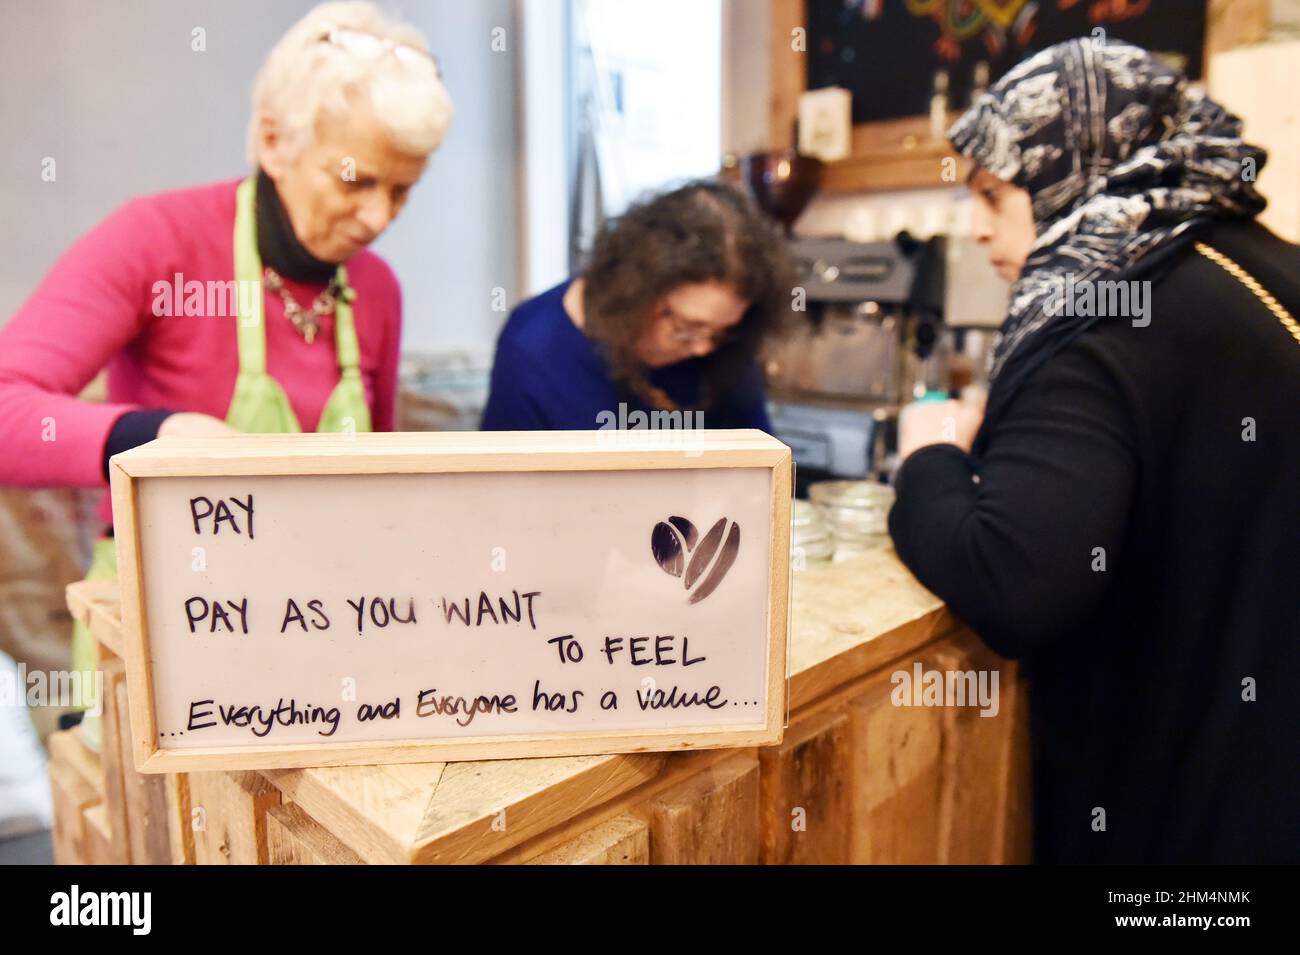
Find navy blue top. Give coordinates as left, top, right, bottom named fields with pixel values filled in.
left=480, top=279, right=773, bottom=432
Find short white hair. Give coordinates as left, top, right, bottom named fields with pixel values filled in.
left=247, top=1, right=454, bottom=164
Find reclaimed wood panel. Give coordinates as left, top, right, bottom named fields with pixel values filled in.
left=114, top=678, right=173, bottom=864
left=62, top=548, right=1030, bottom=867
left=759, top=710, right=851, bottom=863
left=188, top=770, right=281, bottom=865
left=647, top=753, right=761, bottom=864
left=65, top=576, right=125, bottom=659
left=164, top=772, right=196, bottom=865
left=488, top=750, right=733, bottom=864
left=266, top=804, right=365, bottom=865
left=769, top=0, right=805, bottom=149
left=96, top=651, right=131, bottom=863
left=47, top=727, right=102, bottom=794
left=935, top=634, right=1012, bottom=864
left=849, top=675, right=946, bottom=863
left=48, top=761, right=97, bottom=866
left=528, top=814, right=650, bottom=865
left=47, top=728, right=110, bottom=866
left=412, top=752, right=667, bottom=865
left=262, top=762, right=447, bottom=864
left=82, top=803, right=115, bottom=865
left=787, top=554, right=956, bottom=710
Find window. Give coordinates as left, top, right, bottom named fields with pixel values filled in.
left=570, top=0, right=723, bottom=257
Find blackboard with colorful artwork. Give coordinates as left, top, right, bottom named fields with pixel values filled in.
left=808, top=0, right=1207, bottom=124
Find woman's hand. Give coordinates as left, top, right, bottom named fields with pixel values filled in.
left=158, top=412, right=236, bottom=438
left=897, top=397, right=985, bottom=462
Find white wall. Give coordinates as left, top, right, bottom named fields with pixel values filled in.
left=721, top=0, right=771, bottom=157
left=377, top=1, right=519, bottom=352
left=576, top=0, right=722, bottom=214
left=0, top=0, right=518, bottom=355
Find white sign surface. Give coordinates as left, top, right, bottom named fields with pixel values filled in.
left=111, top=432, right=791, bottom=771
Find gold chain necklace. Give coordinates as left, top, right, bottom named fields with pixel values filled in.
left=261, top=267, right=341, bottom=344
left=1194, top=242, right=1300, bottom=346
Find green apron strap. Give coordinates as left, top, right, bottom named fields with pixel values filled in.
left=317, top=264, right=374, bottom=432
left=230, top=175, right=301, bottom=433
left=229, top=174, right=373, bottom=435
left=233, top=176, right=267, bottom=376
left=334, top=264, right=362, bottom=371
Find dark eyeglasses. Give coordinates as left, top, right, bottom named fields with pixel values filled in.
left=659, top=304, right=743, bottom=347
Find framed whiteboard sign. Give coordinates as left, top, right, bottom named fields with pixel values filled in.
left=108, top=430, right=792, bottom=773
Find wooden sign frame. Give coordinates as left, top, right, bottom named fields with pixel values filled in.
left=109, top=430, right=792, bottom=773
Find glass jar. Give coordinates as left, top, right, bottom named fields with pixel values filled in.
left=808, top=480, right=895, bottom=559
left=791, top=499, right=835, bottom=567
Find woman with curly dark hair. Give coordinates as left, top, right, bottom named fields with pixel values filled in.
left=481, top=179, right=791, bottom=431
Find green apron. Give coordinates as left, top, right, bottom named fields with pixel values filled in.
left=72, top=174, right=373, bottom=749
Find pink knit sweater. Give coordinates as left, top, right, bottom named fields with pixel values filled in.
left=0, top=177, right=402, bottom=526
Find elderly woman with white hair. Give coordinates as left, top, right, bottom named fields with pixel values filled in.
left=0, top=1, right=453, bottom=742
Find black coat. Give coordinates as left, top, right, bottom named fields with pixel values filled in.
left=889, top=218, right=1300, bottom=863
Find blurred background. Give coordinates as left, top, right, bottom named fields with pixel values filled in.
left=3, top=0, right=1300, bottom=858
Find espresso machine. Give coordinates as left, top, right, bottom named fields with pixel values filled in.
left=763, top=233, right=972, bottom=490
left=728, top=150, right=1007, bottom=488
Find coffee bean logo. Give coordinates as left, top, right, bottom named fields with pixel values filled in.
left=650, top=515, right=740, bottom=604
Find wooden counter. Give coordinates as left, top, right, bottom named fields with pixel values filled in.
left=51, top=550, right=1030, bottom=864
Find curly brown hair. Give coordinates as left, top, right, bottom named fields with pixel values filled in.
left=580, top=179, right=793, bottom=413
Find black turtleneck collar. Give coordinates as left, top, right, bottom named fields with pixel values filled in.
left=255, top=167, right=338, bottom=283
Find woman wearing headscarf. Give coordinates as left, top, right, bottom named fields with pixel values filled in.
left=889, top=39, right=1300, bottom=863
left=0, top=1, right=453, bottom=742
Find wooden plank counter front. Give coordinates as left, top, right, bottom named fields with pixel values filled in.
left=53, top=549, right=1031, bottom=864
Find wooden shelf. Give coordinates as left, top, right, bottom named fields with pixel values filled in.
left=772, top=0, right=1269, bottom=197
left=822, top=113, right=961, bottom=195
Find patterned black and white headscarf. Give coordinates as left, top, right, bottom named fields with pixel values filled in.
left=948, top=38, right=1266, bottom=431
